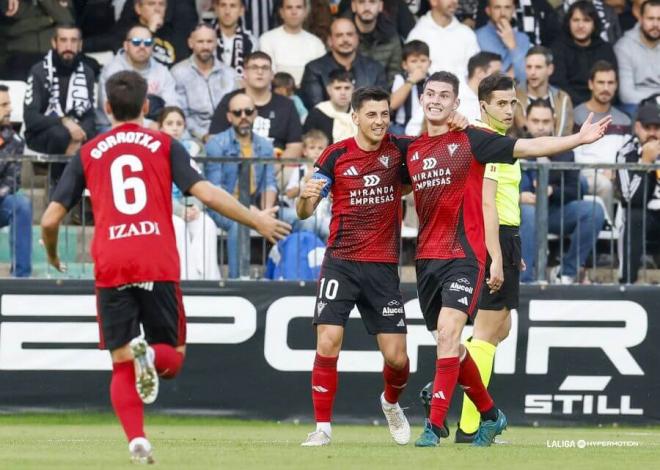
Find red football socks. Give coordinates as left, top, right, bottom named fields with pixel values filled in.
left=458, top=349, right=495, bottom=414
left=151, top=343, right=184, bottom=379
left=311, top=353, right=338, bottom=423
left=383, top=359, right=409, bottom=404
left=429, top=357, right=460, bottom=430
left=110, top=360, right=144, bottom=442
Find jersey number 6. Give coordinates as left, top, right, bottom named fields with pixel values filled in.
left=110, top=154, right=148, bottom=215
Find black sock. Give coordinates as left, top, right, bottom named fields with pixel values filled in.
left=480, top=406, right=498, bottom=422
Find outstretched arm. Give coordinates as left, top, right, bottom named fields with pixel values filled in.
left=513, top=113, right=612, bottom=158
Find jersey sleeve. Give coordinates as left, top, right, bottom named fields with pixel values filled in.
left=313, top=145, right=344, bottom=198
left=466, top=127, right=517, bottom=165
left=484, top=162, right=499, bottom=181
left=170, top=139, right=204, bottom=195
left=51, top=153, right=85, bottom=210
left=392, top=135, right=413, bottom=184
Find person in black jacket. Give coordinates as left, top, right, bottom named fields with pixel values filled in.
left=550, top=0, right=617, bottom=106
left=299, top=18, right=387, bottom=109
left=24, top=24, right=95, bottom=190
left=519, top=101, right=605, bottom=283
left=616, top=103, right=660, bottom=283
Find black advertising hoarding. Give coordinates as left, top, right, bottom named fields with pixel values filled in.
left=0, top=280, right=657, bottom=425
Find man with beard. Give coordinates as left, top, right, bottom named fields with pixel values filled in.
left=300, top=18, right=387, bottom=110
left=24, top=24, right=95, bottom=189
left=614, top=0, right=660, bottom=110
left=573, top=60, right=631, bottom=219
left=212, top=0, right=258, bottom=77
left=171, top=23, right=239, bottom=143
left=616, top=102, right=660, bottom=283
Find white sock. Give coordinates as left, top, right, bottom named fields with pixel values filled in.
left=316, top=422, right=332, bottom=437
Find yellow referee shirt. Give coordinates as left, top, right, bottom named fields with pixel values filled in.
left=477, top=121, right=521, bottom=227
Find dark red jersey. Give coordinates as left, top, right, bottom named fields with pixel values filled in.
left=314, top=134, right=412, bottom=263
left=52, top=123, right=203, bottom=287
left=406, top=127, right=516, bottom=264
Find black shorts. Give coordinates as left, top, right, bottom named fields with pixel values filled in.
left=416, top=258, right=485, bottom=331
left=96, top=281, right=186, bottom=350
left=479, top=226, right=521, bottom=311
left=313, top=256, right=407, bottom=335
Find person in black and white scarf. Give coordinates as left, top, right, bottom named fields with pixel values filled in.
left=211, top=0, right=258, bottom=77
left=24, top=24, right=96, bottom=189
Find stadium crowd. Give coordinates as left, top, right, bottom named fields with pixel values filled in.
left=0, top=0, right=658, bottom=282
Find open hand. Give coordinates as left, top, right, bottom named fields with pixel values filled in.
left=578, top=112, right=612, bottom=145
left=254, top=206, right=291, bottom=244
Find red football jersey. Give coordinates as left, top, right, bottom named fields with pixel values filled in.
left=314, top=134, right=412, bottom=263
left=52, top=123, right=203, bottom=287
left=406, top=127, right=516, bottom=264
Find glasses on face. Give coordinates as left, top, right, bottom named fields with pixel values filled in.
left=229, top=108, right=256, bottom=117
left=129, top=38, right=155, bottom=47
left=245, top=65, right=271, bottom=73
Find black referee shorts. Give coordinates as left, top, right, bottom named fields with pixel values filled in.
left=96, top=281, right=186, bottom=350
left=479, top=225, right=521, bottom=311
left=313, top=256, right=407, bottom=335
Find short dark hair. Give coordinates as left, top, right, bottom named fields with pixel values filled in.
left=423, top=71, right=460, bottom=97
left=0, top=84, right=8, bottom=93
left=303, top=129, right=329, bottom=146
left=157, top=106, right=186, bottom=127
left=478, top=73, right=515, bottom=102
left=564, top=1, right=601, bottom=41
left=467, top=52, right=502, bottom=79
left=402, top=40, right=430, bottom=61
left=641, top=0, right=660, bottom=16
left=526, top=45, right=553, bottom=65
left=126, top=24, right=152, bottom=41
left=272, top=72, right=295, bottom=90
left=105, top=71, right=148, bottom=121
left=54, top=23, right=81, bottom=39
left=351, top=86, right=390, bottom=111
left=526, top=99, right=554, bottom=117
left=327, top=69, right=353, bottom=85
left=589, top=60, right=617, bottom=81
left=245, top=51, right=272, bottom=66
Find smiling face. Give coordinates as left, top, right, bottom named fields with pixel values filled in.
left=352, top=99, right=390, bottom=145
left=420, top=80, right=458, bottom=125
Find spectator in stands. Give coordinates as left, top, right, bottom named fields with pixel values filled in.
left=74, top=0, right=120, bottom=53
left=304, top=0, right=333, bottom=44
left=474, top=0, right=561, bottom=46
left=574, top=60, right=631, bottom=218
left=212, top=0, right=258, bottom=77
left=171, top=23, right=238, bottom=143
left=300, top=18, right=387, bottom=109
left=209, top=52, right=303, bottom=159
left=158, top=106, right=220, bottom=280
left=24, top=24, right=95, bottom=190
left=98, top=25, right=178, bottom=129
left=616, top=102, right=660, bottom=284
left=339, top=0, right=417, bottom=39
left=560, top=0, right=622, bottom=44
left=272, top=71, right=308, bottom=123
left=345, top=0, right=403, bottom=86
left=391, top=40, right=433, bottom=135
left=0, top=84, right=32, bottom=277
left=259, top=0, right=326, bottom=87
left=0, top=0, right=75, bottom=80
left=550, top=1, right=618, bottom=105
left=519, top=101, right=605, bottom=284
left=614, top=0, right=660, bottom=112
left=457, top=51, right=502, bottom=123
left=303, top=69, right=356, bottom=144
left=205, top=92, right=278, bottom=278
left=514, top=46, right=574, bottom=137
left=406, top=0, right=479, bottom=79
left=476, top=0, right=530, bottom=83
left=242, top=0, right=276, bottom=38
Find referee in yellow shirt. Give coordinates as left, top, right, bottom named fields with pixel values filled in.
left=457, top=74, right=522, bottom=443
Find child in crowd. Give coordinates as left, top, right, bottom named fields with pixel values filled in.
left=390, top=40, right=431, bottom=136
left=158, top=107, right=221, bottom=280
left=273, top=71, right=308, bottom=124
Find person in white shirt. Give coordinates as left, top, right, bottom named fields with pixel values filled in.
left=259, top=0, right=327, bottom=86
left=406, top=0, right=480, bottom=79
left=457, top=51, right=502, bottom=123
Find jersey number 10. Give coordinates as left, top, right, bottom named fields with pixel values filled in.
left=110, top=154, right=148, bottom=215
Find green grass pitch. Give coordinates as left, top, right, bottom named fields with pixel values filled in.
left=0, top=414, right=658, bottom=469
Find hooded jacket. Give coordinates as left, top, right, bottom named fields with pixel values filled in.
left=614, top=24, right=660, bottom=105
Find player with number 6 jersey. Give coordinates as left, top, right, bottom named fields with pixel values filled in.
left=40, top=71, right=290, bottom=465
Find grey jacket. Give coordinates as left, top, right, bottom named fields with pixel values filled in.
left=97, top=50, right=178, bottom=128
left=171, top=57, right=239, bottom=140
left=614, top=24, right=660, bottom=105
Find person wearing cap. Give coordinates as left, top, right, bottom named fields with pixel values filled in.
left=615, top=102, right=660, bottom=283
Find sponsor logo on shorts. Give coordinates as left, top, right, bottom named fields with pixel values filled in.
left=317, top=301, right=327, bottom=315
left=456, top=277, right=470, bottom=285
left=449, top=282, right=473, bottom=294
left=382, top=305, right=404, bottom=316
left=388, top=300, right=401, bottom=307
left=458, top=297, right=469, bottom=306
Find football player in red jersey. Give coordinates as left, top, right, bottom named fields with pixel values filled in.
left=40, top=71, right=290, bottom=464
left=410, top=71, right=611, bottom=448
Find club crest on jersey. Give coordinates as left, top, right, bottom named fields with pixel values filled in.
left=422, top=158, right=437, bottom=170
left=379, top=155, right=389, bottom=168
left=363, top=175, right=381, bottom=187
left=343, top=166, right=359, bottom=176
left=447, top=143, right=459, bottom=156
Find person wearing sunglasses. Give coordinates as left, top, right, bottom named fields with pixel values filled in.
left=205, top=93, right=280, bottom=278
left=98, top=25, right=179, bottom=131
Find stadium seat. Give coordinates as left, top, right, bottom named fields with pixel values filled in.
left=0, top=80, right=27, bottom=124
left=85, top=51, right=115, bottom=68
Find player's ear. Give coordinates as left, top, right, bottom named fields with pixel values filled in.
left=351, top=109, right=359, bottom=126
left=454, top=98, right=460, bottom=110
left=142, top=98, right=150, bottom=117
left=104, top=100, right=113, bottom=117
